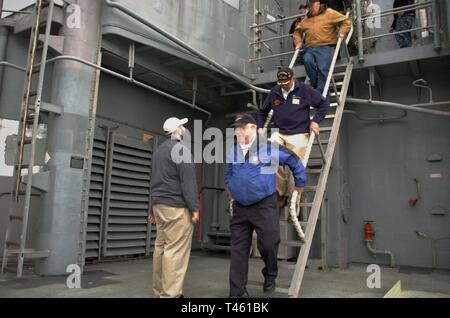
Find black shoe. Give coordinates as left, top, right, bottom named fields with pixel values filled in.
left=263, top=280, right=276, bottom=293
left=178, top=294, right=185, bottom=298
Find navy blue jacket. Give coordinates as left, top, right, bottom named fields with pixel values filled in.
left=225, top=139, right=306, bottom=206
left=257, top=80, right=330, bottom=135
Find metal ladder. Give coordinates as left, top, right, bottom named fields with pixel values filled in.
left=287, top=27, right=354, bottom=297
left=1, top=0, right=55, bottom=277
left=78, top=50, right=103, bottom=272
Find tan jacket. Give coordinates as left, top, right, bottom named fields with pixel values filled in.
left=294, top=9, right=352, bottom=48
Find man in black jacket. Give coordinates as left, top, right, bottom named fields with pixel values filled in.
left=149, top=117, right=199, bottom=298
left=289, top=4, right=309, bottom=35
left=289, top=4, right=309, bottom=65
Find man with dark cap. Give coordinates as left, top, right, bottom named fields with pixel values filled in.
left=257, top=67, right=329, bottom=207
left=294, top=0, right=352, bottom=94
left=289, top=4, right=309, bottom=35
left=225, top=113, right=306, bottom=297
left=289, top=3, right=309, bottom=65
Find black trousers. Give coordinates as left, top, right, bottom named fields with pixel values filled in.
left=229, top=193, right=280, bottom=297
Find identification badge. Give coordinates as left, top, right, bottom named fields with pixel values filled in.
left=292, top=96, right=301, bottom=105
left=250, top=156, right=260, bottom=165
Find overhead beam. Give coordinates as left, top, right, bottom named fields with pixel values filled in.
left=135, top=45, right=150, bottom=53
left=102, top=39, right=187, bottom=87
left=103, top=25, right=228, bottom=77
left=206, top=73, right=238, bottom=90
left=13, top=5, right=64, bottom=34
left=160, top=56, right=184, bottom=66
left=185, top=68, right=213, bottom=77
left=207, top=80, right=239, bottom=89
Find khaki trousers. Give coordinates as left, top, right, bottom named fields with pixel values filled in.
left=269, top=132, right=309, bottom=211
left=152, top=204, right=193, bottom=298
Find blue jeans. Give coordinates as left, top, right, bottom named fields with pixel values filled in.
left=303, top=46, right=333, bottom=95
left=296, top=51, right=304, bottom=65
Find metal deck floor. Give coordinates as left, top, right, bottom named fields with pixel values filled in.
left=1, top=250, right=449, bottom=298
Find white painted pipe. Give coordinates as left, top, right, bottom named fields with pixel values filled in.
left=366, top=241, right=395, bottom=268
left=346, top=97, right=450, bottom=117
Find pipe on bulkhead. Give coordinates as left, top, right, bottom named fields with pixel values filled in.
left=0, top=54, right=213, bottom=126
left=366, top=242, right=395, bottom=268
left=346, top=97, right=450, bottom=117
left=0, top=25, right=9, bottom=94
left=364, top=221, right=395, bottom=268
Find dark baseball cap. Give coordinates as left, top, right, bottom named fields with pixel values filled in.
left=277, top=67, right=294, bottom=86
left=232, top=113, right=257, bottom=128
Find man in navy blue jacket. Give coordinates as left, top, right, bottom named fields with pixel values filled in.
left=257, top=67, right=329, bottom=207
left=225, top=113, right=306, bottom=297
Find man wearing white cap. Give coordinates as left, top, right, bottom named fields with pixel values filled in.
left=149, top=117, right=199, bottom=298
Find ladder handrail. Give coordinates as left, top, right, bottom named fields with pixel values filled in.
left=2, top=0, right=45, bottom=277
left=289, top=60, right=353, bottom=298
left=287, top=36, right=345, bottom=238
left=2, top=0, right=55, bottom=278
left=17, top=0, right=54, bottom=278
left=288, top=14, right=354, bottom=297
left=78, top=50, right=103, bottom=272
left=302, top=12, right=351, bottom=169
left=289, top=49, right=301, bottom=69
left=1, top=0, right=44, bottom=275
left=14, top=0, right=45, bottom=200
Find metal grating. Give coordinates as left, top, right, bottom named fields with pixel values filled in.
left=102, top=135, right=155, bottom=258
left=85, top=133, right=108, bottom=260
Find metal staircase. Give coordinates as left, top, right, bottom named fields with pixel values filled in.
left=287, top=28, right=354, bottom=298
left=1, top=0, right=57, bottom=277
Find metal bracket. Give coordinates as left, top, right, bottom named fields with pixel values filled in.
left=41, top=101, right=63, bottom=115
left=39, top=35, right=64, bottom=56
left=21, top=170, right=51, bottom=192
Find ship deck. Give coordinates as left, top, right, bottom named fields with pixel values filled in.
left=1, top=250, right=449, bottom=298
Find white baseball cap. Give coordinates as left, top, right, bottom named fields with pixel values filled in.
left=163, top=117, right=188, bottom=135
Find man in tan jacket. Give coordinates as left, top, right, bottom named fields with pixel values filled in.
left=293, top=0, right=351, bottom=95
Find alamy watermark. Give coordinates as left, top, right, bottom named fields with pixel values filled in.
left=170, top=121, right=281, bottom=174
left=66, top=4, right=81, bottom=29
left=366, top=264, right=381, bottom=289
left=65, top=263, right=383, bottom=290
left=66, top=264, right=81, bottom=289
